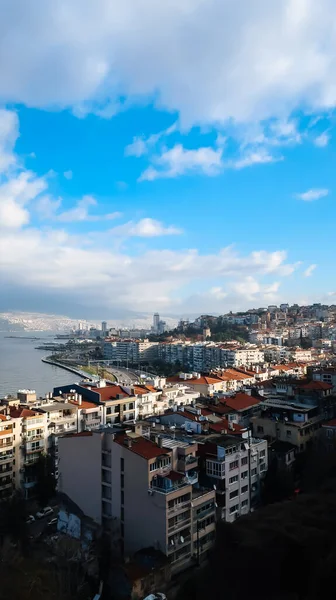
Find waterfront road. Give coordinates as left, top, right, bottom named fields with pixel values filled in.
left=104, top=367, right=140, bottom=385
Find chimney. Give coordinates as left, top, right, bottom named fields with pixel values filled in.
left=158, top=436, right=163, bottom=448
left=78, top=394, right=82, bottom=406
left=6, top=406, right=10, bottom=416
left=124, top=437, right=132, bottom=448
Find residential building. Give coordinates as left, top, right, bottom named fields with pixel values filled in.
left=104, top=340, right=159, bottom=364
left=198, top=434, right=268, bottom=520
left=0, top=413, right=14, bottom=500
left=251, top=401, right=322, bottom=452
left=58, top=427, right=216, bottom=572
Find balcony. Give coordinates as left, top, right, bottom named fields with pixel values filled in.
left=151, top=474, right=189, bottom=495
left=0, top=478, right=13, bottom=490
left=0, top=452, right=13, bottom=463
left=0, top=442, right=13, bottom=449
left=168, top=500, right=191, bottom=514
left=167, top=535, right=191, bottom=554
left=186, top=472, right=198, bottom=485
left=168, top=518, right=191, bottom=534
left=23, top=434, right=44, bottom=443
left=25, top=444, right=44, bottom=454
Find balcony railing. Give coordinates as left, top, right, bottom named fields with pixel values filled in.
left=168, top=500, right=191, bottom=513
left=0, top=452, right=13, bottom=462
left=0, top=442, right=13, bottom=449
left=151, top=479, right=189, bottom=494
left=168, top=518, right=191, bottom=534
left=167, top=535, right=191, bottom=554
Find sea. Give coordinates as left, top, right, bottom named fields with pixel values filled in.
left=0, top=331, right=78, bottom=398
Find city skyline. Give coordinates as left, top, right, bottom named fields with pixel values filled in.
left=0, top=2, right=335, bottom=319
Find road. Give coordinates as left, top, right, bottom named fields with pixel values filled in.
left=105, top=366, right=140, bottom=385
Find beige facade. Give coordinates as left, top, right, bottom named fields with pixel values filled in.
left=0, top=415, right=14, bottom=500
left=251, top=414, right=321, bottom=452
left=58, top=428, right=216, bottom=573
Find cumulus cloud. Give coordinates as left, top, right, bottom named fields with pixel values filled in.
left=296, top=188, right=329, bottom=201
left=110, top=218, right=182, bottom=237
left=313, top=132, right=330, bottom=147
left=125, top=123, right=177, bottom=157
left=0, top=1, right=336, bottom=129
left=0, top=109, right=19, bottom=172
left=0, top=221, right=299, bottom=314
left=139, top=144, right=223, bottom=180
left=304, top=264, right=317, bottom=277
left=63, top=170, right=73, bottom=180
left=56, top=196, right=121, bottom=222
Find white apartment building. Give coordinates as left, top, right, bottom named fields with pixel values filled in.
left=0, top=413, right=14, bottom=500
left=59, top=428, right=216, bottom=572
left=104, top=340, right=159, bottom=364
left=201, top=435, right=268, bottom=521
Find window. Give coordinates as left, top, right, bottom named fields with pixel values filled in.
left=241, top=499, right=249, bottom=507
left=286, top=430, right=292, bottom=438
left=229, top=475, right=238, bottom=484
left=241, top=457, right=248, bottom=466
left=206, top=460, right=225, bottom=478
left=241, top=485, right=248, bottom=494
left=241, top=471, right=248, bottom=480
left=259, top=449, right=266, bottom=458
left=120, top=474, right=124, bottom=488
left=121, top=506, right=124, bottom=522
left=229, top=504, right=239, bottom=514
left=260, top=462, right=266, bottom=472
left=251, top=468, right=257, bottom=476
left=229, top=460, right=239, bottom=471
left=229, top=489, right=239, bottom=499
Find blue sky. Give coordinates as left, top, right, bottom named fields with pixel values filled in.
left=0, top=1, right=335, bottom=322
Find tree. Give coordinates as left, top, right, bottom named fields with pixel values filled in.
left=261, top=456, right=295, bottom=505
left=0, top=491, right=29, bottom=552
left=33, top=453, right=57, bottom=508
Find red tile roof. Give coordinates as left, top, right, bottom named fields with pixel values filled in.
left=9, top=407, right=40, bottom=419
left=322, top=419, right=336, bottom=428
left=208, top=419, right=244, bottom=435
left=88, top=385, right=131, bottom=402
left=114, top=433, right=171, bottom=460
left=298, top=381, right=332, bottom=391
left=0, top=415, right=7, bottom=421
left=69, top=399, right=98, bottom=410
left=223, top=393, right=261, bottom=411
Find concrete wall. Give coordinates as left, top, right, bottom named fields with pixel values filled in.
left=58, top=432, right=103, bottom=524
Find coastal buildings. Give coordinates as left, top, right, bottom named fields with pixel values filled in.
left=104, top=340, right=159, bottom=364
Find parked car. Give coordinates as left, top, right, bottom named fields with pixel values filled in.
left=26, top=515, right=35, bottom=524
left=143, top=594, right=167, bottom=600
left=36, top=506, right=53, bottom=519
left=46, top=517, right=58, bottom=531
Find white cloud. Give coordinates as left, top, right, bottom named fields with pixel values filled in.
left=139, top=144, right=223, bottom=180
left=56, top=196, right=121, bottom=222
left=35, top=195, right=62, bottom=219
left=0, top=223, right=299, bottom=314
left=0, top=109, right=19, bottom=172
left=231, top=149, right=280, bottom=169
left=314, top=132, right=330, bottom=147
left=296, top=188, right=329, bottom=201
left=125, top=122, right=177, bottom=157
left=63, top=170, right=73, bottom=180
left=1, top=1, right=336, bottom=128
left=0, top=170, right=47, bottom=228
left=304, top=263, right=317, bottom=277
left=110, top=218, right=182, bottom=238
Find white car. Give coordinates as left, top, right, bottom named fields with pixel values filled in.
left=36, top=506, right=53, bottom=519
left=26, top=515, right=35, bottom=524
left=143, top=594, right=167, bottom=600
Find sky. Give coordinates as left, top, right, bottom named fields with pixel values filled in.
left=0, top=0, right=335, bottom=321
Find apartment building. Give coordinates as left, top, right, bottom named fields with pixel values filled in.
left=198, top=434, right=267, bottom=521
left=55, top=381, right=139, bottom=424
left=0, top=413, right=14, bottom=500
left=251, top=401, right=322, bottom=452
left=103, top=340, right=159, bottom=364
left=158, top=342, right=264, bottom=372
left=58, top=428, right=216, bottom=572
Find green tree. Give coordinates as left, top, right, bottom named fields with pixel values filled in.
left=33, top=453, right=57, bottom=508
left=261, top=456, right=295, bottom=505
